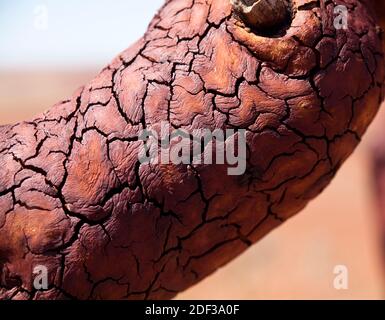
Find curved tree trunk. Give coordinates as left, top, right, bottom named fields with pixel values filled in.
left=0, top=0, right=384, bottom=300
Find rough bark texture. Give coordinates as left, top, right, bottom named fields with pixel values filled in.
left=0, top=0, right=384, bottom=300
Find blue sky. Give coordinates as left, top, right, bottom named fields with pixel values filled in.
left=0, top=0, right=164, bottom=69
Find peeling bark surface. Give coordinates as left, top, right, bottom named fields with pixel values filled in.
left=0, top=0, right=384, bottom=300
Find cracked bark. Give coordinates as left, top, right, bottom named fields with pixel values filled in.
left=0, top=0, right=384, bottom=300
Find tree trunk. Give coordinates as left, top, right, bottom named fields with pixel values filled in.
left=1, top=0, right=384, bottom=300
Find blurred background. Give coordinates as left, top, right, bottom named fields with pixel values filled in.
left=1, top=0, right=385, bottom=299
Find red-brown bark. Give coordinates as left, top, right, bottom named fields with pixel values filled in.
left=0, top=0, right=384, bottom=300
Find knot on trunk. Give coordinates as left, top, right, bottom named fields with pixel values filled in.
left=231, top=0, right=291, bottom=32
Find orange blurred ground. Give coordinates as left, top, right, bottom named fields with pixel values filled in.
left=1, top=70, right=384, bottom=299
